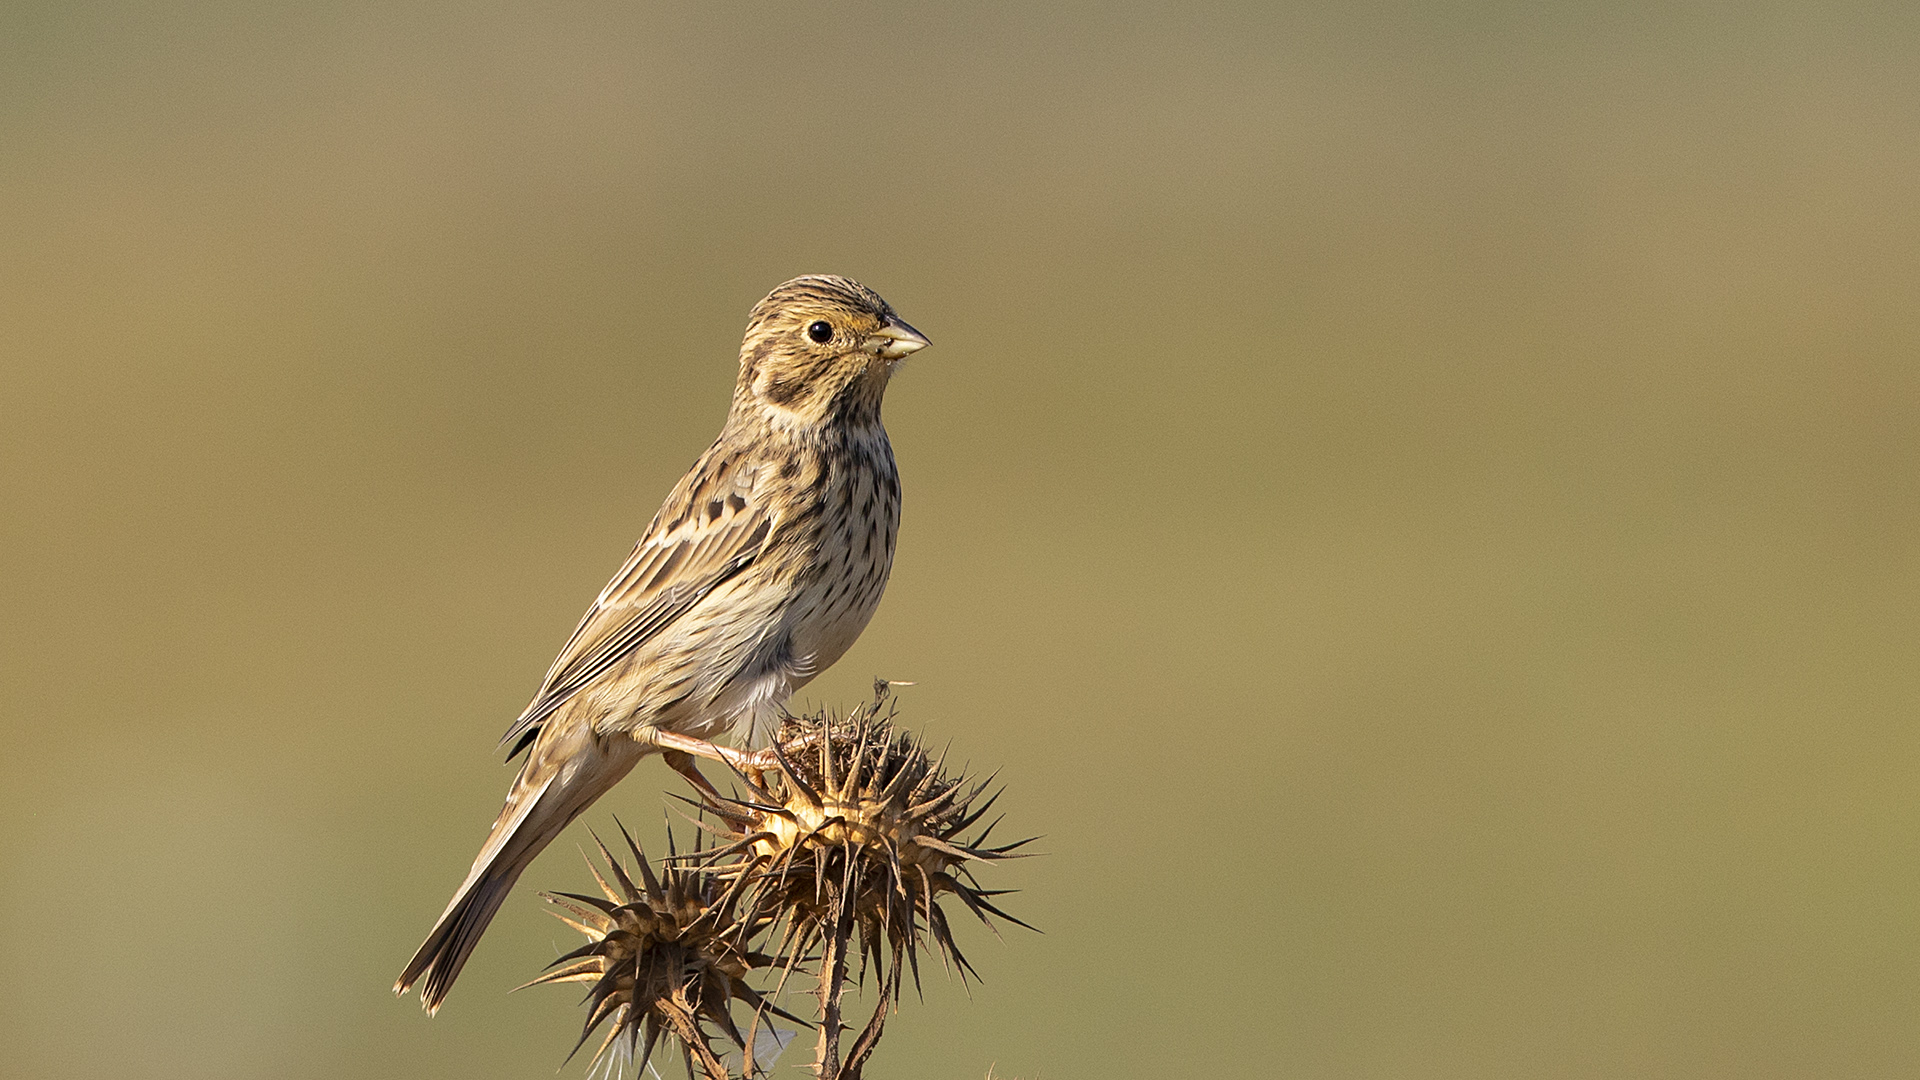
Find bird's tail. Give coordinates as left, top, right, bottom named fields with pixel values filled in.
left=395, top=733, right=639, bottom=1014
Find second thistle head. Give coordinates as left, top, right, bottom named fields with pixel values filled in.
left=522, top=823, right=797, bottom=1079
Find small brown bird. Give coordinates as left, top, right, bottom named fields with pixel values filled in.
left=395, top=275, right=928, bottom=1013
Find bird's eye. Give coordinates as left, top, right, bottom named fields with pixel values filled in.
left=806, top=320, right=833, bottom=344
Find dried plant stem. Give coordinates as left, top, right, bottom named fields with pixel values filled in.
left=841, top=940, right=901, bottom=1080
left=812, top=896, right=899, bottom=1079
left=815, top=896, right=855, bottom=1078
left=662, top=1007, right=730, bottom=1080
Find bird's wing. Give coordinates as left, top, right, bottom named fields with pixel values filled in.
left=499, top=456, right=775, bottom=757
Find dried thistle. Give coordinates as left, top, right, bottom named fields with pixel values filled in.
left=522, top=822, right=802, bottom=1079
left=689, top=686, right=1036, bottom=1079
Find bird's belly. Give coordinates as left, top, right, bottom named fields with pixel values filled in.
left=788, top=441, right=898, bottom=674
left=720, top=535, right=893, bottom=747
left=788, top=504, right=895, bottom=672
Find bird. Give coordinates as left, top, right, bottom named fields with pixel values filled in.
left=394, top=275, right=929, bottom=1014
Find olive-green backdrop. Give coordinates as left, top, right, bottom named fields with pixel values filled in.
left=4, top=2, right=1918, bottom=1077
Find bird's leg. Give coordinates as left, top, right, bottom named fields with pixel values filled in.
left=660, top=748, right=722, bottom=803
left=647, top=728, right=783, bottom=773
left=642, top=723, right=833, bottom=789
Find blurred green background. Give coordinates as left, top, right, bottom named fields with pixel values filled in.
left=4, top=2, right=1918, bottom=1077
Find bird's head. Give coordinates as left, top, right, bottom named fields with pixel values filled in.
left=735, top=275, right=929, bottom=427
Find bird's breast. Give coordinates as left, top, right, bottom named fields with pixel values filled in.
left=780, top=427, right=899, bottom=678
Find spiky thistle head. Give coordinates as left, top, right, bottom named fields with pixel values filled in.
left=691, top=689, right=1037, bottom=1000
left=522, top=821, right=802, bottom=1080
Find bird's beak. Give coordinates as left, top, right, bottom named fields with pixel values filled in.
left=868, top=318, right=930, bottom=361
